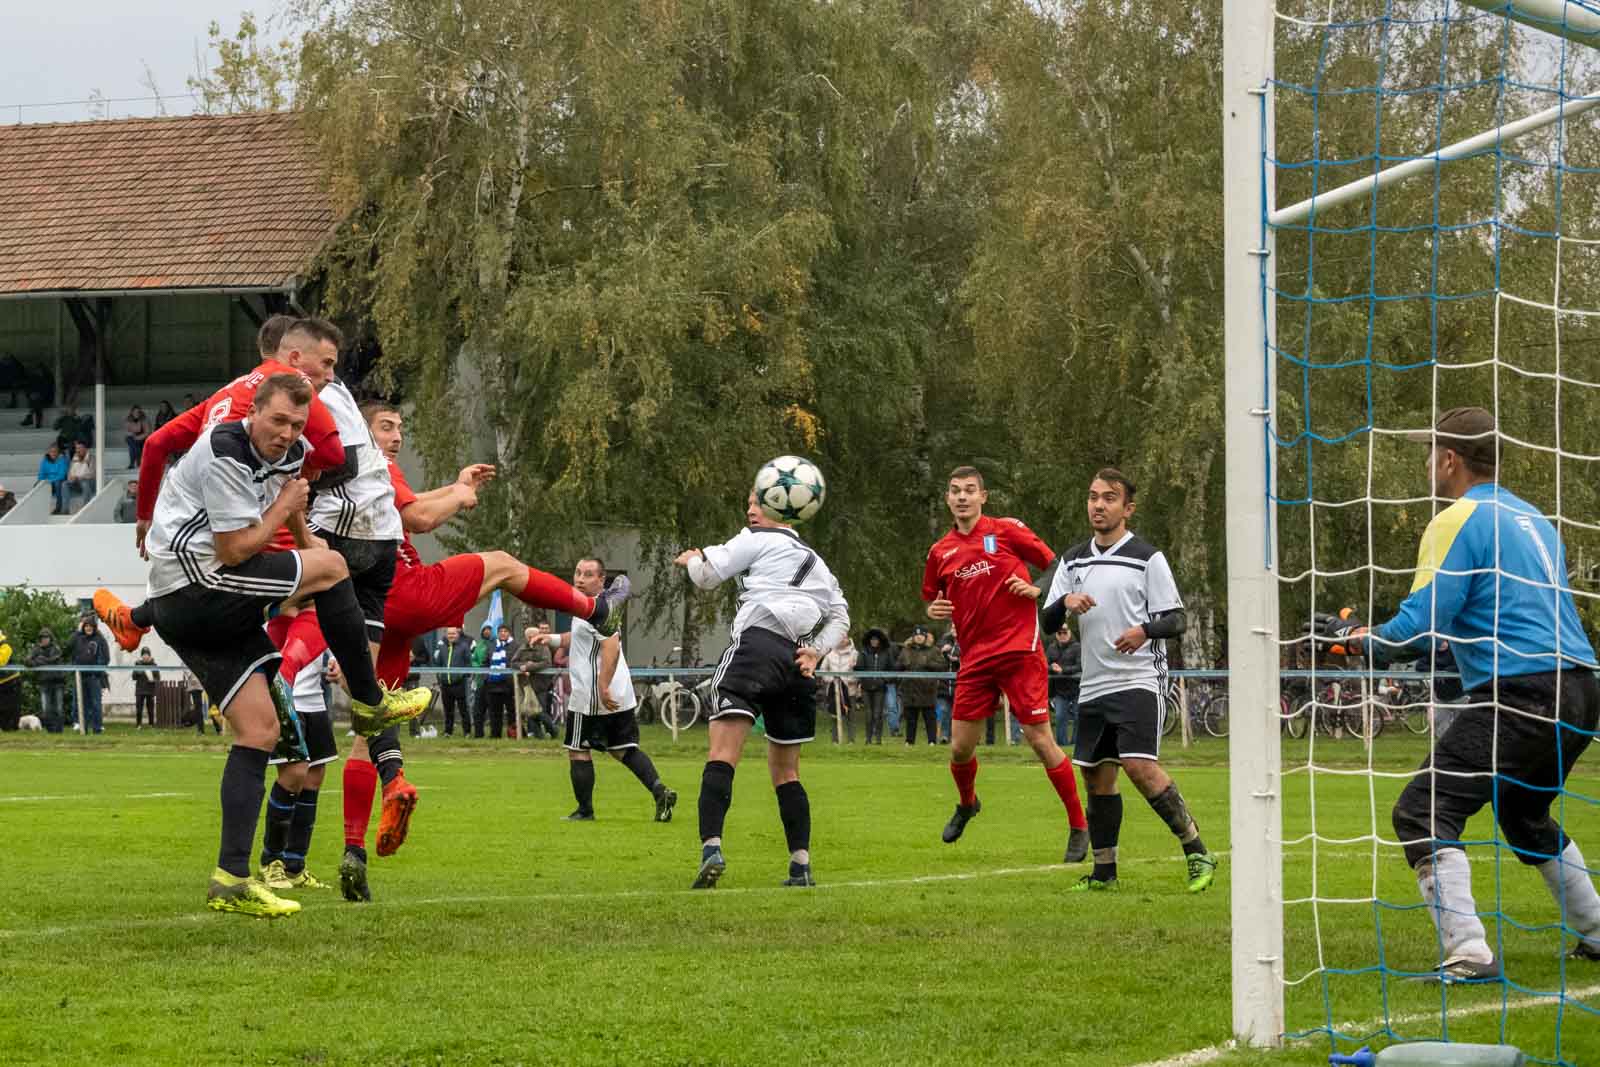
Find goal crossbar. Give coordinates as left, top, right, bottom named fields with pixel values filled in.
left=1270, top=89, right=1600, bottom=227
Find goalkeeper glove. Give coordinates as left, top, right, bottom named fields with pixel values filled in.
left=1306, top=607, right=1369, bottom=658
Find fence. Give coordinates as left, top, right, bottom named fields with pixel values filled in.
left=1, top=664, right=1459, bottom=744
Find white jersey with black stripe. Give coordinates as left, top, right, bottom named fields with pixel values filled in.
left=146, top=420, right=308, bottom=598
left=567, top=617, right=636, bottom=716
left=307, top=378, right=401, bottom=541
left=1045, top=530, right=1182, bottom=703
left=690, top=526, right=850, bottom=650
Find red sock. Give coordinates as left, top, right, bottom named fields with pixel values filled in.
left=276, top=610, right=327, bottom=684
left=515, top=566, right=594, bottom=618
left=343, top=757, right=378, bottom=848
left=950, top=757, right=979, bottom=807
left=1046, top=757, right=1087, bottom=831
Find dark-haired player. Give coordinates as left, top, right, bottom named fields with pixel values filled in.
left=541, top=557, right=676, bottom=823
left=1042, top=468, right=1216, bottom=893
left=922, top=465, right=1089, bottom=862
left=139, top=373, right=430, bottom=917
left=675, top=492, right=850, bottom=889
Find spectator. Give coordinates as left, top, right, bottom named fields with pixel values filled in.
left=935, top=628, right=960, bottom=743
left=1045, top=625, right=1082, bottom=746
left=123, top=405, right=150, bottom=468
left=66, top=442, right=95, bottom=511
left=513, top=622, right=559, bottom=739
left=407, top=633, right=432, bottom=736
left=52, top=403, right=82, bottom=451
left=65, top=615, right=109, bottom=734
left=433, top=626, right=472, bottom=736
left=469, top=623, right=494, bottom=736
left=25, top=630, right=65, bottom=732
left=184, top=669, right=218, bottom=734
left=0, top=628, right=19, bottom=731
left=0, top=483, right=15, bottom=521
left=480, top=624, right=516, bottom=738
left=819, top=634, right=857, bottom=743
left=130, top=647, right=160, bottom=728
left=898, top=625, right=944, bottom=745
left=38, top=443, right=69, bottom=515
left=0, top=353, right=24, bottom=408
left=181, top=392, right=198, bottom=412
left=857, top=628, right=898, bottom=744
left=153, top=400, right=177, bottom=430
left=114, top=480, right=139, bottom=523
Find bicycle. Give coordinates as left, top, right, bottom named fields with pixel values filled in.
left=1160, top=679, right=1229, bottom=739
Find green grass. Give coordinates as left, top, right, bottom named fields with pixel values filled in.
left=0, top=726, right=1595, bottom=1066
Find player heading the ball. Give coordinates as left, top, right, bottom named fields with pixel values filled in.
left=674, top=470, right=849, bottom=889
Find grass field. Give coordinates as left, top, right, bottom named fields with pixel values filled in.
left=1, top=726, right=1596, bottom=1066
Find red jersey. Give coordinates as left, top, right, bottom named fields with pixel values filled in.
left=921, top=514, right=1054, bottom=668
left=135, top=360, right=345, bottom=522
left=388, top=459, right=423, bottom=569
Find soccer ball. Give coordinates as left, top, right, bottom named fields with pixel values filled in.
left=754, top=455, right=826, bottom=523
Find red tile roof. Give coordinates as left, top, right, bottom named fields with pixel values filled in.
left=0, top=111, right=336, bottom=296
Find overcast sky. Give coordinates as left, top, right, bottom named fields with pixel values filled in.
left=1, top=2, right=268, bottom=125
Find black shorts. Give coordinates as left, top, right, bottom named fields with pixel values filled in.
left=318, top=530, right=397, bottom=638
left=149, top=552, right=304, bottom=712
left=1073, top=686, right=1162, bottom=767
left=564, top=708, right=641, bottom=753
left=1393, top=669, right=1599, bottom=866
left=709, top=626, right=818, bottom=745
left=270, top=710, right=339, bottom=766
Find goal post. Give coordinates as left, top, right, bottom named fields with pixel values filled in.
left=1222, top=0, right=1284, bottom=1049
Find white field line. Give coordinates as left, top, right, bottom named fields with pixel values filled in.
left=1131, top=982, right=1600, bottom=1067
left=0, top=854, right=1213, bottom=941
left=0, top=791, right=193, bottom=803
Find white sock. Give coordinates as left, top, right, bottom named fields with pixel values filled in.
left=1417, top=849, right=1492, bottom=964
left=1538, top=841, right=1600, bottom=950
left=791, top=849, right=810, bottom=866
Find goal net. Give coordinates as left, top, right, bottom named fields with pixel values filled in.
left=1224, top=0, right=1600, bottom=1061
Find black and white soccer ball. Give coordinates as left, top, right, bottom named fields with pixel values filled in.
left=754, top=455, right=826, bottom=524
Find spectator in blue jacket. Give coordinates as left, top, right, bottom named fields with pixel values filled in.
left=38, top=443, right=69, bottom=514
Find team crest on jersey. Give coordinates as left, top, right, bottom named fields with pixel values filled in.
left=205, top=397, right=233, bottom=427
left=983, top=534, right=997, bottom=554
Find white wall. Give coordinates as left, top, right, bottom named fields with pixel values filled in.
left=0, top=522, right=177, bottom=708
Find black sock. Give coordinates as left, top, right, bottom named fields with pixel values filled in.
left=259, top=781, right=296, bottom=865
left=619, top=748, right=663, bottom=796
left=569, top=759, right=596, bottom=813
left=369, top=727, right=404, bottom=786
left=345, top=843, right=367, bottom=863
left=283, top=788, right=319, bottom=874
left=1088, top=793, right=1123, bottom=882
left=1147, top=783, right=1206, bottom=856
left=698, top=760, right=735, bottom=843
left=310, top=578, right=382, bottom=705
left=130, top=601, right=154, bottom=628
left=218, top=746, right=270, bottom=878
left=775, top=780, right=810, bottom=855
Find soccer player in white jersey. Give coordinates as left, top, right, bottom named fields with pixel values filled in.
left=1041, top=468, right=1219, bottom=893
left=537, top=557, right=678, bottom=823
left=140, top=374, right=429, bottom=917
left=674, top=492, right=850, bottom=889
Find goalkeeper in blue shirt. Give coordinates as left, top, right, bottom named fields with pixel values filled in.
left=1314, top=407, right=1600, bottom=982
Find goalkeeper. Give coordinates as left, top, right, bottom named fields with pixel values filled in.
left=1314, top=407, right=1600, bottom=981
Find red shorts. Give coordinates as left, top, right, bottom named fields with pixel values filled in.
left=951, top=649, right=1050, bottom=726
left=374, top=555, right=487, bottom=686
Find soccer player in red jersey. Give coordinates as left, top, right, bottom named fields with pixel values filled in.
left=269, top=400, right=630, bottom=902
left=921, top=465, right=1088, bottom=861
left=129, top=316, right=346, bottom=565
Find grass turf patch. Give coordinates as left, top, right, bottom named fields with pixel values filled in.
left=0, top=726, right=1595, bottom=1065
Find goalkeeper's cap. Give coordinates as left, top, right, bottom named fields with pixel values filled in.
left=1406, top=406, right=1496, bottom=467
